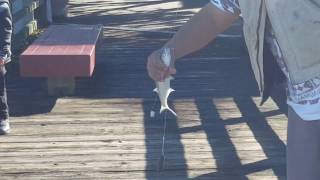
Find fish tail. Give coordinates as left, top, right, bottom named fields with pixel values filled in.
left=153, top=88, right=158, bottom=93
left=160, top=106, right=177, bottom=116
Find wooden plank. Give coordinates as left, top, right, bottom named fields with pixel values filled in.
left=0, top=157, right=285, bottom=171
left=0, top=149, right=283, bottom=159
left=0, top=170, right=285, bottom=180
left=0, top=140, right=286, bottom=152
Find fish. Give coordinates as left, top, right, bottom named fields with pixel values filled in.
left=154, top=77, right=176, bottom=116
left=153, top=48, right=177, bottom=116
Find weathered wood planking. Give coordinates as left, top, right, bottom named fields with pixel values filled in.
left=1, top=0, right=287, bottom=179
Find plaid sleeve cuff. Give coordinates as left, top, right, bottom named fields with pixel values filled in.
left=210, top=0, right=240, bottom=14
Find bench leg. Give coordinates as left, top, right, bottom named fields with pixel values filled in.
left=47, top=77, right=75, bottom=96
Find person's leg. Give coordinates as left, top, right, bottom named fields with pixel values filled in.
left=287, top=107, right=320, bottom=180
left=0, top=2, right=11, bottom=135
left=0, top=65, right=9, bottom=134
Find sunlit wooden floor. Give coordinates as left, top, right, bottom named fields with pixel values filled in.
left=0, top=0, right=287, bottom=179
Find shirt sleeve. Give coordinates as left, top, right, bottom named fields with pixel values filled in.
left=210, top=0, right=240, bottom=14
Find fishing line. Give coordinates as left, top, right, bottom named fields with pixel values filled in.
left=157, top=3, right=180, bottom=172
left=150, top=93, right=158, bottom=118
left=150, top=91, right=167, bottom=172
left=150, top=92, right=167, bottom=172
left=158, top=110, right=168, bottom=172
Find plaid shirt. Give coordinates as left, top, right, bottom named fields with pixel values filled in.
left=210, top=0, right=240, bottom=14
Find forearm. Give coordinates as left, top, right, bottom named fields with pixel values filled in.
left=165, top=3, right=240, bottom=60
left=0, top=2, right=12, bottom=58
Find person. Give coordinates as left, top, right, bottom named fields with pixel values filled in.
left=0, top=0, right=12, bottom=135
left=147, top=1, right=320, bottom=179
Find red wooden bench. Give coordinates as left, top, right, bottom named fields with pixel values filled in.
left=20, top=24, right=103, bottom=96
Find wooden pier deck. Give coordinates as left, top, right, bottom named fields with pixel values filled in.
left=1, top=0, right=287, bottom=179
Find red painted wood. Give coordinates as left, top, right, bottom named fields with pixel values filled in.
left=20, top=24, right=102, bottom=77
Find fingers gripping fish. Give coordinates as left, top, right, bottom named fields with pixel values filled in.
left=153, top=48, right=177, bottom=116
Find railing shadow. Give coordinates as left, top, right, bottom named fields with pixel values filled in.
left=192, top=97, right=249, bottom=180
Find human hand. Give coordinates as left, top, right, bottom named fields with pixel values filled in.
left=147, top=48, right=176, bottom=82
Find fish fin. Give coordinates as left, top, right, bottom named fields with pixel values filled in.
left=153, top=88, right=158, bottom=93
left=160, top=106, right=177, bottom=116
left=160, top=106, right=166, bottom=114
left=167, top=88, right=175, bottom=98
left=168, top=108, right=177, bottom=116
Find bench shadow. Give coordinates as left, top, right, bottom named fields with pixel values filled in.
left=6, top=65, right=57, bottom=117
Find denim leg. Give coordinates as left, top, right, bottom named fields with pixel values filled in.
left=287, top=107, right=320, bottom=180
left=0, top=66, right=9, bottom=120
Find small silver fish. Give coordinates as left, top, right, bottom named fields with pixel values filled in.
left=153, top=48, right=177, bottom=116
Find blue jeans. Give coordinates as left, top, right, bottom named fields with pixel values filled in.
left=0, top=2, right=10, bottom=120
left=0, top=66, right=8, bottom=120
left=287, top=107, right=320, bottom=180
